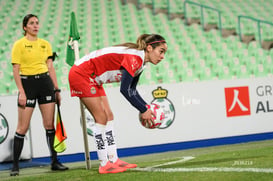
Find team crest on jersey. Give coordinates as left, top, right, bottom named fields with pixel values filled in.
left=150, top=86, right=175, bottom=129
left=131, top=57, right=139, bottom=72
left=90, top=87, right=96, bottom=94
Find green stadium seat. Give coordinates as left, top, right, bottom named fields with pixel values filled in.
left=239, top=65, right=252, bottom=79
left=167, top=0, right=184, bottom=19
left=221, top=15, right=237, bottom=30
left=197, top=67, right=214, bottom=81
left=1, top=0, right=273, bottom=96
left=262, top=27, right=273, bottom=42
left=216, top=66, right=230, bottom=80
left=152, top=0, right=168, bottom=14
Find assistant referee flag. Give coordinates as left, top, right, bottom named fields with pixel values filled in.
left=54, top=104, right=67, bottom=153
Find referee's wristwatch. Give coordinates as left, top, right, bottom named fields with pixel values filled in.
left=54, top=88, right=61, bottom=93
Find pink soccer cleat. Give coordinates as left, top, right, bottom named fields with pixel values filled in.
left=99, top=161, right=127, bottom=174
left=113, top=159, right=137, bottom=169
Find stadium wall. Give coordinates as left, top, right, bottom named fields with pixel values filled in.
left=1, top=77, right=273, bottom=163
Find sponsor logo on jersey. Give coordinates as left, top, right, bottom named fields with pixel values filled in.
left=25, top=45, right=32, bottom=48
left=72, top=90, right=83, bottom=95
left=46, top=96, right=52, bottom=101
left=27, top=99, right=35, bottom=104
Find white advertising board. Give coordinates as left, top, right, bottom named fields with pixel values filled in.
left=1, top=77, right=273, bottom=161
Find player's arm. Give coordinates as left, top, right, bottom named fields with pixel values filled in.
left=12, top=42, right=26, bottom=108
left=47, top=53, right=61, bottom=105
left=120, top=69, right=154, bottom=122
left=12, top=63, right=26, bottom=108
left=120, top=69, right=147, bottom=113
left=129, top=72, right=148, bottom=106
left=47, top=57, right=59, bottom=90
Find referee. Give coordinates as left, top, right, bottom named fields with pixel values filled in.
left=10, top=14, right=68, bottom=176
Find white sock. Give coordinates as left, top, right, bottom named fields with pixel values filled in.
left=94, top=123, right=108, bottom=166
left=105, top=121, right=118, bottom=163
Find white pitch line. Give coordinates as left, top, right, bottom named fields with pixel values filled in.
left=150, top=156, right=195, bottom=168
left=132, top=156, right=273, bottom=173
left=134, top=167, right=273, bottom=173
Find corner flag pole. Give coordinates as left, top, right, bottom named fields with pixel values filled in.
left=66, top=12, right=91, bottom=169
left=74, top=39, right=91, bottom=170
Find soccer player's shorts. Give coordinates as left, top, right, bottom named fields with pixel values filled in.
left=68, top=66, right=106, bottom=98
left=19, top=72, right=56, bottom=108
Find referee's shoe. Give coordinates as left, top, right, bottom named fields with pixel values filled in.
left=10, top=164, right=19, bottom=176
left=51, top=160, right=69, bottom=171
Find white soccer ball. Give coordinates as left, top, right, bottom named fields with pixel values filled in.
left=139, top=103, right=165, bottom=129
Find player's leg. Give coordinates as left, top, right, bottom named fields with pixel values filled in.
left=10, top=106, right=34, bottom=176
left=101, top=96, right=137, bottom=168
left=81, top=96, right=109, bottom=166
left=11, top=77, right=37, bottom=176
left=69, top=70, right=125, bottom=173
left=100, top=96, right=117, bottom=160
left=38, top=76, right=68, bottom=171
left=39, top=102, right=68, bottom=171
left=81, top=97, right=126, bottom=173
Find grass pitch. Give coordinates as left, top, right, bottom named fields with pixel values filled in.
left=1, top=139, right=273, bottom=181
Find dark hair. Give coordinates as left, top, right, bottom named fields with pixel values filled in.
left=116, top=34, right=166, bottom=50
left=22, top=14, right=38, bottom=36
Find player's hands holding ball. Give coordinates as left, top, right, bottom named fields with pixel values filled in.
left=139, top=103, right=165, bottom=129
left=140, top=109, right=155, bottom=128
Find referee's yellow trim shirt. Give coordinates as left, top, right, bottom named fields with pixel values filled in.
left=11, top=37, right=53, bottom=75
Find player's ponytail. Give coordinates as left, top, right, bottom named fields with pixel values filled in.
left=135, top=34, right=150, bottom=50
left=115, top=34, right=166, bottom=50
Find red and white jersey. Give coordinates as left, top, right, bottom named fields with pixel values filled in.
left=74, top=46, right=145, bottom=85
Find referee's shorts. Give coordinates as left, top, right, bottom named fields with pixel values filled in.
left=19, top=72, right=56, bottom=108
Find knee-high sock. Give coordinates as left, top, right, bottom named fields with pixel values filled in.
left=46, top=129, right=57, bottom=163
left=94, top=123, right=108, bottom=166
left=105, top=121, right=118, bottom=163
left=12, top=132, right=25, bottom=167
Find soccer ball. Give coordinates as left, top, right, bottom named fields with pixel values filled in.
left=139, top=103, right=165, bottom=129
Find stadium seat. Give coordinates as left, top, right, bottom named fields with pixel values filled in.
left=167, top=0, right=184, bottom=19
left=0, top=0, right=273, bottom=95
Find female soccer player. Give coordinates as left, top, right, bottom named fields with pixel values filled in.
left=68, top=34, right=167, bottom=174
left=10, top=14, right=68, bottom=176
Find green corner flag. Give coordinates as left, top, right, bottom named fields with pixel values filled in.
left=66, top=12, right=80, bottom=66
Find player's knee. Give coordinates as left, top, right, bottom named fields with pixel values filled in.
left=93, top=112, right=108, bottom=125
left=106, top=111, right=114, bottom=121
left=43, top=121, right=54, bottom=130
left=16, top=127, right=28, bottom=135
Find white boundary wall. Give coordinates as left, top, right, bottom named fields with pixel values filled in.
left=1, top=77, right=273, bottom=161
